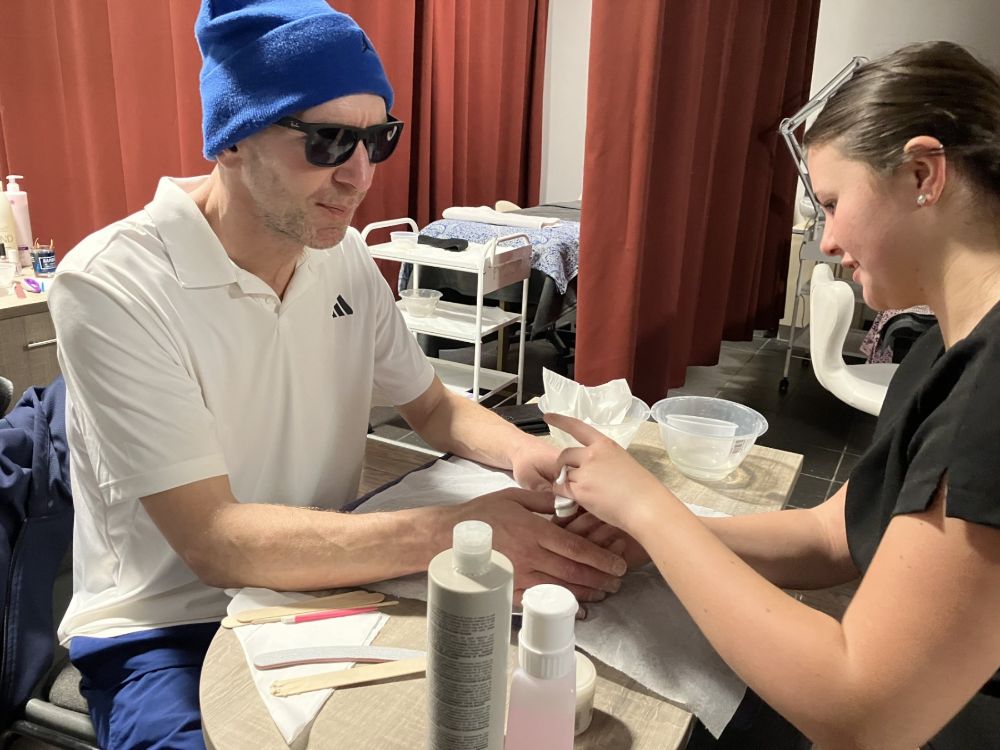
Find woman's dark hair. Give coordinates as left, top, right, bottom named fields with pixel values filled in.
left=804, top=41, right=1000, bottom=197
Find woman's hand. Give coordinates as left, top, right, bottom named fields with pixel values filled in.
left=544, top=413, right=672, bottom=535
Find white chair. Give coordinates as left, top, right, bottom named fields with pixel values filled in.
left=809, top=263, right=898, bottom=416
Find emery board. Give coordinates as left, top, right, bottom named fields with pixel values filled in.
left=254, top=645, right=426, bottom=670
left=234, top=591, right=385, bottom=623
left=269, top=656, right=427, bottom=696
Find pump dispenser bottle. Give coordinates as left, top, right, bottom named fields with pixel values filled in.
left=4, top=176, right=32, bottom=269
left=504, top=584, right=577, bottom=749
left=427, top=521, right=513, bottom=750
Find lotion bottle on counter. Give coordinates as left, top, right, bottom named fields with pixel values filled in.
left=5, top=175, right=32, bottom=270
left=504, top=584, right=577, bottom=749
left=427, top=521, right=513, bottom=750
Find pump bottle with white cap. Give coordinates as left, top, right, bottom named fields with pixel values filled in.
left=504, top=583, right=577, bottom=749
left=427, top=520, right=513, bottom=750
left=5, top=176, right=32, bottom=270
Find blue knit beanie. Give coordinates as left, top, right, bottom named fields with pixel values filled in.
left=196, top=0, right=394, bottom=159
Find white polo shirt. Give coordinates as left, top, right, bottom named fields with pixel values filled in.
left=50, top=176, right=434, bottom=642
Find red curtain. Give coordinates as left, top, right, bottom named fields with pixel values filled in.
left=349, top=0, right=548, bottom=282
left=0, top=0, right=547, bottom=285
left=575, top=0, right=821, bottom=402
left=0, top=0, right=204, bottom=258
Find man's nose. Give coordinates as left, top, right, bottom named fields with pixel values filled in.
left=333, top=143, right=375, bottom=192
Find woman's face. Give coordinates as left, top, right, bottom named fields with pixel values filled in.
left=808, top=143, right=929, bottom=311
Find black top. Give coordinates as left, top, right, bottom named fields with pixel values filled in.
left=846, top=300, right=1000, bottom=700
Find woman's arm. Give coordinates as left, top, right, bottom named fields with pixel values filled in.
left=549, top=415, right=1000, bottom=749
left=700, top=482, right=860, bottom=589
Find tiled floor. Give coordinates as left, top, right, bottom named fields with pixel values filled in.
left=369, top=333, right=879, bottom=509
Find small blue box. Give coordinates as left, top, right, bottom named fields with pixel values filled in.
left=31, top=248, right=56, bottom=277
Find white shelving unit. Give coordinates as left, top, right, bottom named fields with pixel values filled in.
left=362, top=218, right=531, bottom=405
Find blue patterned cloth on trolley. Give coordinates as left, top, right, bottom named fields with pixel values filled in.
left=417, top=218, right=580, bottom=294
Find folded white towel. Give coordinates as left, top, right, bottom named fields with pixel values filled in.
left=442, top=205, right=560, bottom=229
left=226, top=588, right=388, bottom=745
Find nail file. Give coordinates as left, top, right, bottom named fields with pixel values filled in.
left=234, top=591, right=385, bottom=623
left=254, top=645, right=426, bottom=670
left=221, top=598, right=395, bottom=630
left=280, top=602, right=398, bottom=624
left=554, top=466, right=578, bottom=518
left=269, top=656, right=427, bottom=697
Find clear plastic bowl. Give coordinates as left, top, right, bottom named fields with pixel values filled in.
left=399, top=288, right=442, bottom=317
left=390, top=231, right=418, bottom=248
left=651, top=396, right=767, bottom=481
left=0, top=261, right=16, bottom=296
left=538, top=394, right=651, bottom=449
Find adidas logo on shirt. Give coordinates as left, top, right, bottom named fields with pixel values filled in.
left=331, top=294, right=354, bottom=318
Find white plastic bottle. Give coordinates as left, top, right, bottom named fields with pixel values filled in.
left=427, top=521, right=513, bottom=750
left=5, top=175, right=32, bottom=269
left=504, top=584, right=577, bottom=749
left=5, top=175, right=31, bottom=247
left=0, top=197, right=17, bottom=264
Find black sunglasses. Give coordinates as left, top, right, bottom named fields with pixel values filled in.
left=275, top=116, right=404, bottom=167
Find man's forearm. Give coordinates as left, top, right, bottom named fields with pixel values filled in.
left=191, top=501, right=458, bottom=591
left=409, top=390, right=542, bottom=470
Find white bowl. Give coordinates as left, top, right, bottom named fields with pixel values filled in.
left=537, top=394, right=650, bottom=449
left=390, top=231, right=418, bottom=248
left=399, top=288, right=442, bottom=317
left=651, top=396, right=767, bottom=481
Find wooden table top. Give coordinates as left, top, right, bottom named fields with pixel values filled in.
left=201, top=423, right=804, bottom=749
left=0, top=269, right=49, bottom=320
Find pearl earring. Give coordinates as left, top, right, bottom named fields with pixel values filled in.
left=917, top=194, right=928, bottom=206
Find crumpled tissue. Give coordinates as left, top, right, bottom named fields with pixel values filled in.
left=541, top=368, right=632, bottom=426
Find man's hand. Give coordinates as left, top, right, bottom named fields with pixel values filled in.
left=451, top=488, right=627, bottom=606
left=509, top=438, right=561, bottom=492
left=561, top=512, right=651, bottom=570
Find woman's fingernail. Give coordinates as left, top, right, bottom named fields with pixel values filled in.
left=604, top=578, right=621, bottom=594
left=576, top=606, right=588, bottom=620
left=613, top=558, right=627, bottom=576
left=590, top=591, right=607, bottom=602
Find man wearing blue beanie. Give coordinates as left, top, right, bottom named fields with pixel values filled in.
left=47, top=1, right=628, bottom=747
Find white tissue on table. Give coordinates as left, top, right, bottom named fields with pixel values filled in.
left=542, top=368, right=633, bottom=425
left=225, top=587, right=388, bottom=745
left=354, top=456, right=745, bottom=737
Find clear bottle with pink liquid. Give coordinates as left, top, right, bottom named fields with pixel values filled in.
left=504, top=584, right=577, bottom=749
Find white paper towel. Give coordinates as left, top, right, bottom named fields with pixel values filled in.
left=354, top=456, right=747, bottom=736
left=226, top=588, right=388, bottom=745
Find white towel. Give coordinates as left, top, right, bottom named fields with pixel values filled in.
left=226, top=588, right=388, bottom=745
left=442, top=205, right=561, bottom=229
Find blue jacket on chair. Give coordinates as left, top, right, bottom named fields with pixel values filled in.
left=0, top=376, right=72, bottom=728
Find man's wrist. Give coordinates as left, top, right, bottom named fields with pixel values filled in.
left=508, top=432, right=557, bottom=469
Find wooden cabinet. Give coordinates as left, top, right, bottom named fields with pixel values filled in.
left=0, top=296, right=60, bottom=414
